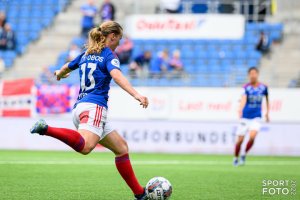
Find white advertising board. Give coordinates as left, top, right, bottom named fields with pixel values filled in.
left=125, top=14, right=245, bottom=39
left=0, top=118, right=299, bottom=156
left=108, top=88, right=300, bottom=122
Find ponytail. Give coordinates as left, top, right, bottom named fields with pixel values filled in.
left=85, top=21, right=123, bottom=55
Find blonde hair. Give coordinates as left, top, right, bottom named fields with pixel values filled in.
left=85, top=21, right=123, bottom=55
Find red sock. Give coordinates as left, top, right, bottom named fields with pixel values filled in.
left=115, top=153, right=144, bottom=195
left=245, top=140, right=254, bottom=153
left=235, top=143, right=241, bottom=157
left=45, top=126, right=85, bottom=152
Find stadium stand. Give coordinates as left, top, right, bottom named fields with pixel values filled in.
left=0, top=0, right=70, bottom=68
left=48, top=22, right=283, bottom=87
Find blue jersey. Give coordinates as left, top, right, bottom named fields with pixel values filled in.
left=68, top=47, right=120, bottom=108
left=242, top=83, right=268, bottom=119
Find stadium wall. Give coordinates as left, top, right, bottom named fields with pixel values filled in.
left=108, top=87, right=300, bottom=122
left=0, top=118, right=299, bottom=156
left=0, top=81, right=300, bottom=155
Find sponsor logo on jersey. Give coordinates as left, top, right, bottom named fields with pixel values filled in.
left=111, top=59, right=120, bottom=68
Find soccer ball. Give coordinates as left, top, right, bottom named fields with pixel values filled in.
left=146, top=177, right=172, bottom=200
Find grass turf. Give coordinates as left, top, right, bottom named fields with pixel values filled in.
left=0, top=150, right=299, bottom=200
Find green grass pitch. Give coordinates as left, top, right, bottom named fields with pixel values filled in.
left=0, top=150, right=299, bottom=200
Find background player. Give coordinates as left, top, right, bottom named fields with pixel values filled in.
left=233, top=67, right=270, bottom=166
left=30, top=21, right=149, bottom=200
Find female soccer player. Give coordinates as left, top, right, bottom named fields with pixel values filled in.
left=30, top=21, right=149, bottom=200
left=233, top=67, right=270, bottom=166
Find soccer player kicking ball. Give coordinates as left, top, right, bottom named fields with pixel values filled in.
left=30, top=21, right=149, bottom=200
left=233, top=67, right=270, bottom=166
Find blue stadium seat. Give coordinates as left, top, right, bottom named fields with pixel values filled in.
left=219, top=45, right=231, bottom=52
left=168, top=44, right=178, bottom=51
left=191, top=3, right=208, bottom=13
left=30, top=23, right=43, bottom=32
left=32, top=10, right=43, bottom=18
left=234, top=59, right=246, bottom=68
left=195, top=65, right=209, bottom=73
left=17, top=23, right=30, bottom=32
left=184, top=65, right=194, bottom=73
left=232, top=44, right=244, bottom=52
left=207, top=59, right=219, bottom=66
left=248, top=51, right=262, bottom=59
left=42, top=18, right=53, bottom=27
left=247, top=59, right=259, bottom=67
left=207, top=44, right=218, bottom=52
left=197, top=51, right=208, bottom=59
left=235, top=51, right=247, bottom=59
left=7, top=10, right=19, bottom=19
left=29, top=32, right=40, bottom=40
left=220, top=51, right=234, bottom=59
left=194, top=45, right=205, bottom=52
left=220, top=64, right=231, bottom=73
left=19, top=10, right=31, bottom=18
left=195, top=59, right=205, bottom=67
left=48, top=20, right=281, bottom=87
left=22, top=0, right=34, bottom=5
left=4, top=51, right=17, bottom=59
left=31, top=0, right=44, bottom=5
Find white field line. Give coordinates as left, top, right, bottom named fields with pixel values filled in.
left=0, top=160, right=299, bottom=165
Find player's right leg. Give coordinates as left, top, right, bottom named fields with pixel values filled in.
left=239, top=130, right=257, bottom=166
left=233, top=119, right=248, bottom=166
left=99, top=130, right=147, bottom=200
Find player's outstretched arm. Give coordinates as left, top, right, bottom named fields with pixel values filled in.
left=54, top=62, right=72, bottom=81
left=238, top=95, right=247, bottom=118
left=110, top=69, right=149, bottom=108
left=265, top=94, right=270, bottom=122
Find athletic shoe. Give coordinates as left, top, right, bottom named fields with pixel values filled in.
left=239, top=155, right=246, bottom=166
left=30, top=119, right=48, bottom=135
left=233, top=157, right=239, bottom=167
left=134, top=188, right=148, bottom=200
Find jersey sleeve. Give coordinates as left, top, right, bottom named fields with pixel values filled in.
left=242, top=85, right=248, bottom=96
left=68, top=52, right=84, bottom=70
left=264, top=86, right=269, bottom=96
left=106, top=51, right=121, bottom=72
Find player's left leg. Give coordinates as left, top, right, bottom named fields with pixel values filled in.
left=245, top=130, right=258, bottom=154
left=30, top=119, right=100, bottom=154
left=30, top=119, right=86, bottom=152
left=99, top=130, right=147, bottom=200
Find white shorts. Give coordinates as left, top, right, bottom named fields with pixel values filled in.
left=236, top=118, right=262, bottom=136
left=72, top=102, right=114, bottom=140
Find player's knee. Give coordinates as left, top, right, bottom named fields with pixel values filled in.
left=80, top=148, right=91, bottom=155
left=237, top=139, right=243, bottom=145
left=80, top=149, right=91, bottom=155
left=80, top=144, right=95, bottom=155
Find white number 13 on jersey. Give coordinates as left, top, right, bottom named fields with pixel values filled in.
left=80, top=63, right=96, bottom=91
